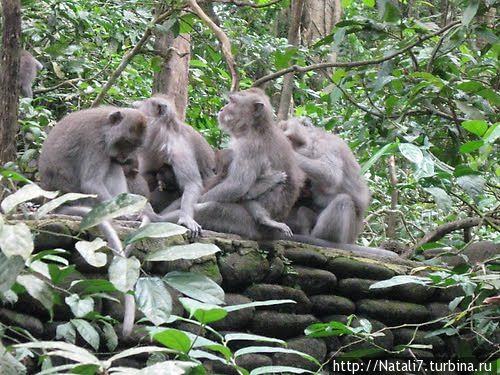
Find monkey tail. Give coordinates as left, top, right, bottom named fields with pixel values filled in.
left=288, top=234, right=398, bottom=258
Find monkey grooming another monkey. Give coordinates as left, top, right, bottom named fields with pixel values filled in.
left=19, top=49, right=43, bottom=98
left=133, top=95, right=215, bottom=236
left=279, top=117, right=371, bottom=244
left=122, top=156, right=150, bottom=199
left=160, top=88, right=303, bottom=239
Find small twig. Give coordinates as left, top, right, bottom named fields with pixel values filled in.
left=188, top=0, right=239, bottom=91
left=211, top=0, right=283, bottom=8
left=253, top=21, right=461, bottom=87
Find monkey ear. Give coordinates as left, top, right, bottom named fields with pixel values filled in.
left=108, top=111, right=124, bottom=125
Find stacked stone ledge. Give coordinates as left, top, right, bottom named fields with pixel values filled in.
left=2, top=216, right=461, bottom=372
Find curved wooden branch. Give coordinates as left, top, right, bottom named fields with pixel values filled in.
left=188, top=0, right=239, bottom=91
left=91, top=8, right=178, bottom=107
left=253, top=20, right=461, bottom=87
left=213, top=0, right=283, bottom=8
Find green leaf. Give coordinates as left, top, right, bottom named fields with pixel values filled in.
left=65, top=294, right=94, bottom=318
left=483, top=123, right=500, bottom=143
left=459, top=140, right=484, bottom=153
left=164, top=271, right=224, bottom=305
left=15, top=340, right=100, bottom=365
left=80, top=193, right=147, bottom=231
left=361, top=143, right=398, bottom=174
left=250, top=366, right=314, bottom=374
left=457, top=175, right=485, bottom=202
left=75, top=238, right=108, bottom=268
left=0, top=168, right=31, bottom=183
left=423, top=187, right=452, bottom=211
left=457, top=81, right=484, bottom=93
left=414, top=155, right=435, bottom=179
left=146, top=243, right=221, bottom=262
left=1, top=184, right=58, bottom=214
left=56, top=322, right=76, bottom=344
left=478, top=88, right=500, bottom=106
left=179, top=297, right=228, bottom=324
left=362, top=0, right=375, bottom=6
left=399, top=143, right=423, bottom=164
left=36, top=193, right=95, bottom=218
left=135, top=277, right=172, bottom=326
left=461, top=120, right=488, bottom=137
left=224, top=299, right=296, bottom=312
left=108, top=256, right=140, bottom=293
left=332, top=69, right=346, bottom=84
left=274, top=47, right=297, bottom=70
left=0, top=253, right=24, bottom=293
left=378, top=0, right=401, bottom=22
left=305, top=321, right=352, bottom=337
left=225, top=333, right=285, bottom=345
left=71, top=319, right=100, bottom=351
left=70, top=279, right=117, bottom=294
left=370, top=275, right=430, bottom=289
left=124, top=222, right=187, bottom=245
left=153, top=328, right=192, bottom=353
left=462, top=0, right=479, bottom=26
left=17, top=274, right=53, bottom=312
left=101, top=321, right=118, bottom=351
left=0, top=222, right=34, bottom=260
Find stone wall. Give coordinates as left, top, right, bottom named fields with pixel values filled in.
left=2, top=216, right=464, bottom=373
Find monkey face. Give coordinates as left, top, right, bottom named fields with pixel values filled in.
left=133, top=95, right=177, bottom=121
left=106, top=110, right=147, bottom=164
left=218, top=90, right=270, bottom=135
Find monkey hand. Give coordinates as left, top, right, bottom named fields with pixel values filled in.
left=276, top=223, right=293, bottom=237
left=178, top=215, right=202, bottom=238
left=277, top=171, right=288, bottom=184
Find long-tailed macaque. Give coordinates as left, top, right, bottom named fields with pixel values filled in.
left=133, top=95, right=215, bottom=236
left=19, top=49, right=43, bottom=98
left=160, top=88, right=303, bottom=239
left=38, top=106, right=153, bottom=338
left=279, top=117, right=371, bottom=244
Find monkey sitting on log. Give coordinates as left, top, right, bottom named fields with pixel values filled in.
left=133, top=95, right=215, bottom=236
left=19, top=49, right=43, bottom=98
left=279, top=117, right=371, bottom=244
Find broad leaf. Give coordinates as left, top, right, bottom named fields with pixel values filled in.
left=108, top=256, right=140, bottom=293
left=250, top=366, right=314, bottom=375
left=399, top=143, right=423, bottom=164
left=36, top=193, right=94, bottom=218
left=0, top=253, right=24, bottom=293
left=17, top=274, right=53, bottom=312
left=135, top=277, right=172, bottom=326
left=75, top=238, right=108, bottom=267
left=459, top=140, right=484, bottom=153
left=101, top=321, right=118, bottom=351
left=153, top=328, right=192, bottom=353
left=179, top=297, right=228, bottom=324
left=461, top=120, right=488, bottom=137
left=15, top=341, right=100, bottom=365
left=164, top=271, right=225, bottom=305
left=423, top=187, right=452, bottom=211
left=124, top=222, right=187, bottom=245
left=146, top=243, right=221, bottom=262
left=80, top=193, right=147, bottom=230
left=457, top=175, right=485, bottom=202
left=370, top=275, right=430, bottom=289
left=65, top=294, right=94, bottom=318
left=0, top=222, right=34, bottom=260
left=361, top=143, right=398, bottom=174
left=462, top=0, right=479, bottom=26
left=71, top=319, right=100, bottom=351
left=1, top=184, right=58, bottom=214
left=225, top=299, right=296, bottom=312
left=56, top=322, right=76, bottom=344
left=225, top=333, right=285, bottom=345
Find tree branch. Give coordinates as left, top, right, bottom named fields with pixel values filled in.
left=211, top=0, right=283, bottom=8
left=253, top=20, right=461, bottom=87
left=91, top=7, right=179, bottom=107
left=188, top=0, right=239, bottom=91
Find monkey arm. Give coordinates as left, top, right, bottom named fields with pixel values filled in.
left=200, top=157, right=258, bottom=203
left=244, top=170, right=286, bottom=200
left=295, top=152, right=343, bottom=188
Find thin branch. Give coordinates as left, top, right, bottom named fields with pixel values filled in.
left=91, top=7, right=179, bottom=107
left=211, top=0, right=283, bottom=8
left=253, top=20, right=461, bottom=87
left=188, top=0, right=239, bottom=91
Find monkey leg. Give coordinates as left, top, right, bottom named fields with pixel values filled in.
left=311, top=193, right=361, bottom=244
left=160, top=202, right=264, bottom=239
left=286, top=205, right=318, bottom=235
left=243, top=201, right=292, bottom=237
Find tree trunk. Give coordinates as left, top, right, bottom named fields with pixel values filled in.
left=277, top=0, right=305, bottom=120
left=152, top=30, right=191, bottom=122
left=301, top=0, right=341, bottom=47
left=0, top=0, right=21, bottom=165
